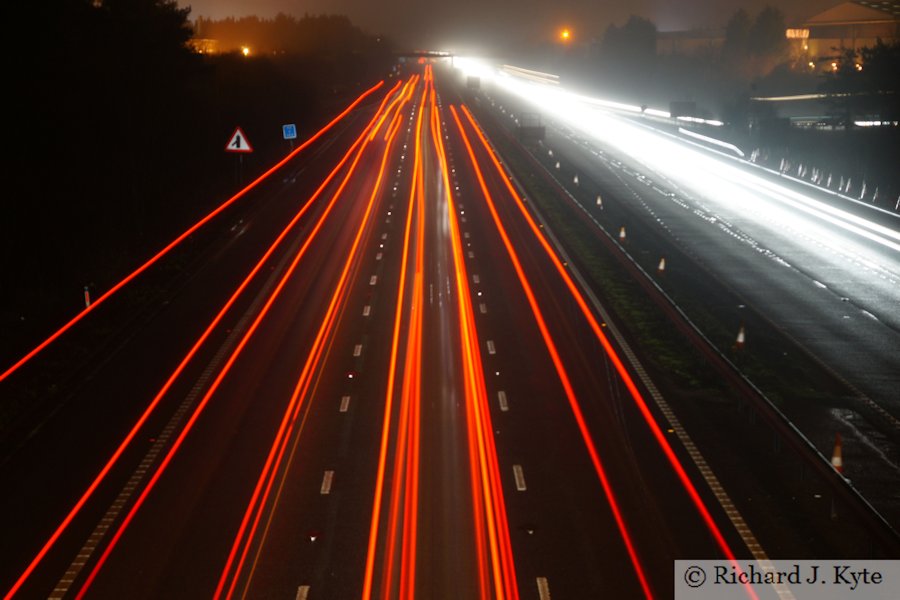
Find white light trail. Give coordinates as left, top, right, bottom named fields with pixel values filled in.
left=678, top=127, right=744, bottom=157
left=457, top=59, right=900, bottom=256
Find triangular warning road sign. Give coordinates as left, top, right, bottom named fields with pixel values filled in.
left=225, top=127, right=253, bottom=153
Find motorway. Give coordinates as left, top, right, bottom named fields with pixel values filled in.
left=477, top=66, right=900, bottom=415
left=460, top=65, right=900, bottom=521
left=3, top=65, right=892, bottom=599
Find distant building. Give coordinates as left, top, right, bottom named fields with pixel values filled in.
left=788, top=1, right=900, bottom=67
left=188, top=38, right=220, bottom=55
left=656, top=29, right=725, bottom=57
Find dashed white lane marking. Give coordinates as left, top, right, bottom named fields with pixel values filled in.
left=340, top=396, right=351, bottom=413
left=812, top=280, right=827, bottom=289
left=464, top=231, right=470, bottom=239
left=467, top=250, right=475, bottom=258
left=381, top=233, right=388, bottom=240
left=513, top=464, right=527, bottom=491
left=376, top=252, right=383, bottom=261
left=498, top=390, right=509, bottom=412
left=363, top=305, right=371, bottom=317
left=320, top=470, right=334, bottom=495
left=486, top=340, right=496, bottom=355
left=479, top=303, right=487, bottom=314
left=353, top=344, right=363, bottom=357
left=369, top=275, right=378, bottom=285
left=536, top=577, right=551, bottom=600
left=296, top=585, right=310, bottom=600
left=472, top=274, right=480, bottom=283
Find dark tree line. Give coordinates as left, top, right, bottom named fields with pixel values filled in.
left=193, top=13, right=386, bottom=57
left=599, top=16, right=657, bottom=68
left=580, top=6, right=791, bottom=105
left=723, top=6, right=789, bottom=67
left=541, top=4, right=898, bottom=206
left=821, top=41, right=900, bottom=126
left=3, top=1, right=391, bottom=359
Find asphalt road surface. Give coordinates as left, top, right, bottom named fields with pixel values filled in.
left=4, top=65, right=888, bottom=600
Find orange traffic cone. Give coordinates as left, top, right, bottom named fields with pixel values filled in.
left=831, top=433, right=843, bottom=473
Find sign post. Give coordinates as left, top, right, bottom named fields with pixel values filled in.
left=225, top=127, right=253, bottom=186
left=282, top=123, right=297, bottom=151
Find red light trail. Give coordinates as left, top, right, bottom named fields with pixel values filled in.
left=0, top=82, right=385, bottom=386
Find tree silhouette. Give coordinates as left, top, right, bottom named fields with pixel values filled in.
left=821, top=41, right=900, bottom=126
left=4, top=1, right=390, bottom=360
left=601, top=16, right=657, bottom=68
left=723, top=9, right=751, bottom=61
left=748, top=6, right=788, bottom=59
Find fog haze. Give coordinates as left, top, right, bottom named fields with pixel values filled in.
left=180, top=0, right=837, bottom=50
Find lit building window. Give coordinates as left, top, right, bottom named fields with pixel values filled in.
left=786, top=28, right=810, bottom=39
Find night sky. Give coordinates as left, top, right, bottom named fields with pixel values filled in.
left=179, top=0, right=837, bottom=49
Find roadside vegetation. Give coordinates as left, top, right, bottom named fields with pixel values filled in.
left=518, top=4, right=900, bottom=207
left=3, top=1, right=392, bottom=368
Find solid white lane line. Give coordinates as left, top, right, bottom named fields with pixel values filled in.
left=49, top=277, right=271, bottom=597
left=536, top=577, right=551, bottom=600
left=320, top=470, right=334, bottom=495
left=505, top=159, right=777, bottom=562
left=513, top=464, right=527, bottom=491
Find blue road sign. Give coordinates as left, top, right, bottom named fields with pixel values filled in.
left=282, top=124, right=297, bottom=140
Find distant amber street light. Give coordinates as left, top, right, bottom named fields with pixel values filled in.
left=560, top=28, right=571, bottom=42
left=241, top=46, right=250, bottom=57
